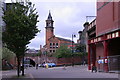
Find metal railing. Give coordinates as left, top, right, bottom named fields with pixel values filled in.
left=108, top=55, right=120, bottom=73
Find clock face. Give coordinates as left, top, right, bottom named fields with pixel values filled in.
left=49, top=23, right=51, bottom=26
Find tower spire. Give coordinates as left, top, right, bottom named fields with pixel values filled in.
left=47, top=10, right=52, bottom=20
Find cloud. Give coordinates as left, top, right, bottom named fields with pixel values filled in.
left=4, top=0, right=96, bottom=49
left=28, top=2, right=96, bottom=49
left=29, top=0, right=96, bottom=2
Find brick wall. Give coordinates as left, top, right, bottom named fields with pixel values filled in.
left=96, top=2, right=120, bottom=36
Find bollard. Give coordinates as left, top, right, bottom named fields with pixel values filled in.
left=46, top=64, right=48, bottom=69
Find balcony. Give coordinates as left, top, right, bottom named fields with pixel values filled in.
left=87, top=19, right=96, bottom=39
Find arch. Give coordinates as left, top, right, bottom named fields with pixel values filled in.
left=29, top=58, right=35, bottom=67
left=25, top=58, right=36, bottom=67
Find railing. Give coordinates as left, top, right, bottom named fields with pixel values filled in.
left=88, top=19, right=96, bottom=30
left=108, top=55, right=120, bottom=73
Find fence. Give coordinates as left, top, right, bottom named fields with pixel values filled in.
left=108, top=55, right=120, bottom=73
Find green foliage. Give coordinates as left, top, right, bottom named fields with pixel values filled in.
left=54, top=45, right=72, bottom=58
left=2, top=2, right=39, bottom=57
left=75, top=44, right=88, bottom=58
left=73, top=52, right=82, bottom=57
left=36, top=51, right=41, bottom=56
left=2, top=2, right=39, bottom=76
left=75, top=43, right=86, bottom=52
left=2, top=46, right=16, bottom=61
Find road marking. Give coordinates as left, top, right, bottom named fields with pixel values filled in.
left=48, top=67, right=66, bottom=70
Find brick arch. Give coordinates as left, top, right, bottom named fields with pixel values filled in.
left=25, top=57, right=36, bottom=67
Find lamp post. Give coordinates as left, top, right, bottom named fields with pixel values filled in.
left=71, top=34, right=76, bottom=66
left=45, top=48, right=47, bottom=63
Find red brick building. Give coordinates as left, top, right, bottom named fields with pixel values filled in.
left=87, top=1, right=120, bottom=72
left=39, top=12, right=81, bottom=64
left=43, top=11, right=73, bottom=55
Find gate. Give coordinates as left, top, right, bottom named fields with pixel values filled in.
left=108, top=55, right=120, bottom=73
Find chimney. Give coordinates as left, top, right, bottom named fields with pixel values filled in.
left=83, top=22, right=89, bottom=30
left=40, top=45, right=42, bottom=50
left=78, top=31, right=82, bottom=40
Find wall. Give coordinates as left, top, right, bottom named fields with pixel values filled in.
left=96, top=43, right=104, bottom=71
left=55, top=57, right=81, bottom=65
left=46, top=28, right=54, bottom=45
left=96, top=2, right=120, bottom=36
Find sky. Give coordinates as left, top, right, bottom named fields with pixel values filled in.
left=5, top=0, right=96, bottom=50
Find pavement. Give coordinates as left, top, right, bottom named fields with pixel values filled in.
left=1, top=65, right=120, bottom=80
left=1, top=69, right=31, bottom=78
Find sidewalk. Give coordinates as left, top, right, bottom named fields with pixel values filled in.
left=2, top=69, right=32, bottom=79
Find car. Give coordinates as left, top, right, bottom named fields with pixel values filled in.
left=38, top=64, right=45, bottom=67
left=50, top=63, right=56, bottom=67
left=38, top=64, right=42, bottom=67
left=44, top=63, right=56, bottom=67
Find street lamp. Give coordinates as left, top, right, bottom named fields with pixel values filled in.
left=72, top=34, right=76, bottom=66
left=44, top=48, right=47, bottom=63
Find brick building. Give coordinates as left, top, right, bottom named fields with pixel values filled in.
left=39, top=12, right=82, bottom=64
left=40, top=12, right=78, bottom=64
left=87, top=1, right=120, bottom=72
left=43, top=11, right=73, bottom=55
left=77, top=22, right=89, bottom=52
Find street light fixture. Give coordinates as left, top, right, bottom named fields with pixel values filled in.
left=45, top=48, right=47, bottom=63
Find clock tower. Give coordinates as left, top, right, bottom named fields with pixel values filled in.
left=45, top=11, right=54, bottom=45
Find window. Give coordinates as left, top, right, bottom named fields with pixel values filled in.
left=56, top=46, right=58, bottom=48
left=49, top=50, right=52, bottom=53
left=48, top=23, right=51, bottom=26
left=55, top=43, right=58, bottom=48
left=50, top=43, right=52, bottom=46
left=53, top=43, right=55, bottom=45
left=53, top=50, right=55, bottom=53
left=47, top=23, right=49, bottom=26
left=50, top=43, right=52, bottom=48
left=56, top=43, right=58, bottom=46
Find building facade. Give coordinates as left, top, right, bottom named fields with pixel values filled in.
left=87, top=1, right=120, bottom=72
left=39, top=12, right=82, bottom=64
left=43, top=12, right=73, bottom=55
left=77, top=22, right=89, bottom=52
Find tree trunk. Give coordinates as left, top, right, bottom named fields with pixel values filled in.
left=22, top=56, right=24, bottom=76
left=17, top=57, right=20, bottom=77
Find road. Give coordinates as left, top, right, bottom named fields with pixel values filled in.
left=2, top=65, right=119, bottom=80
left=25, top=65, right=119, bottom=79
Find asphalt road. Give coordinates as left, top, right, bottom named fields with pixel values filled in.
left=25, top=65, right=119, bottom=79
left=2, top=65, right=119, bottom=80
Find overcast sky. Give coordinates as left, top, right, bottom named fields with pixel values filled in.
left=5, top=0, right=96, bottom=50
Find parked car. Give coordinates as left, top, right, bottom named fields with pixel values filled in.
left=38, top=64, right=45, bottom=67
left=38, top=64, right=42, bottom=67
left=50, top=63, right=56, bottom=67
left=44, top=63, right=56, bottom=67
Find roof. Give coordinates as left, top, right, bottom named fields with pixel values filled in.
left=48, top=36, right=72, bottom=42
left=56, top=37, right=72, bottom=42
left=47, top=11, right=52, bottom=20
